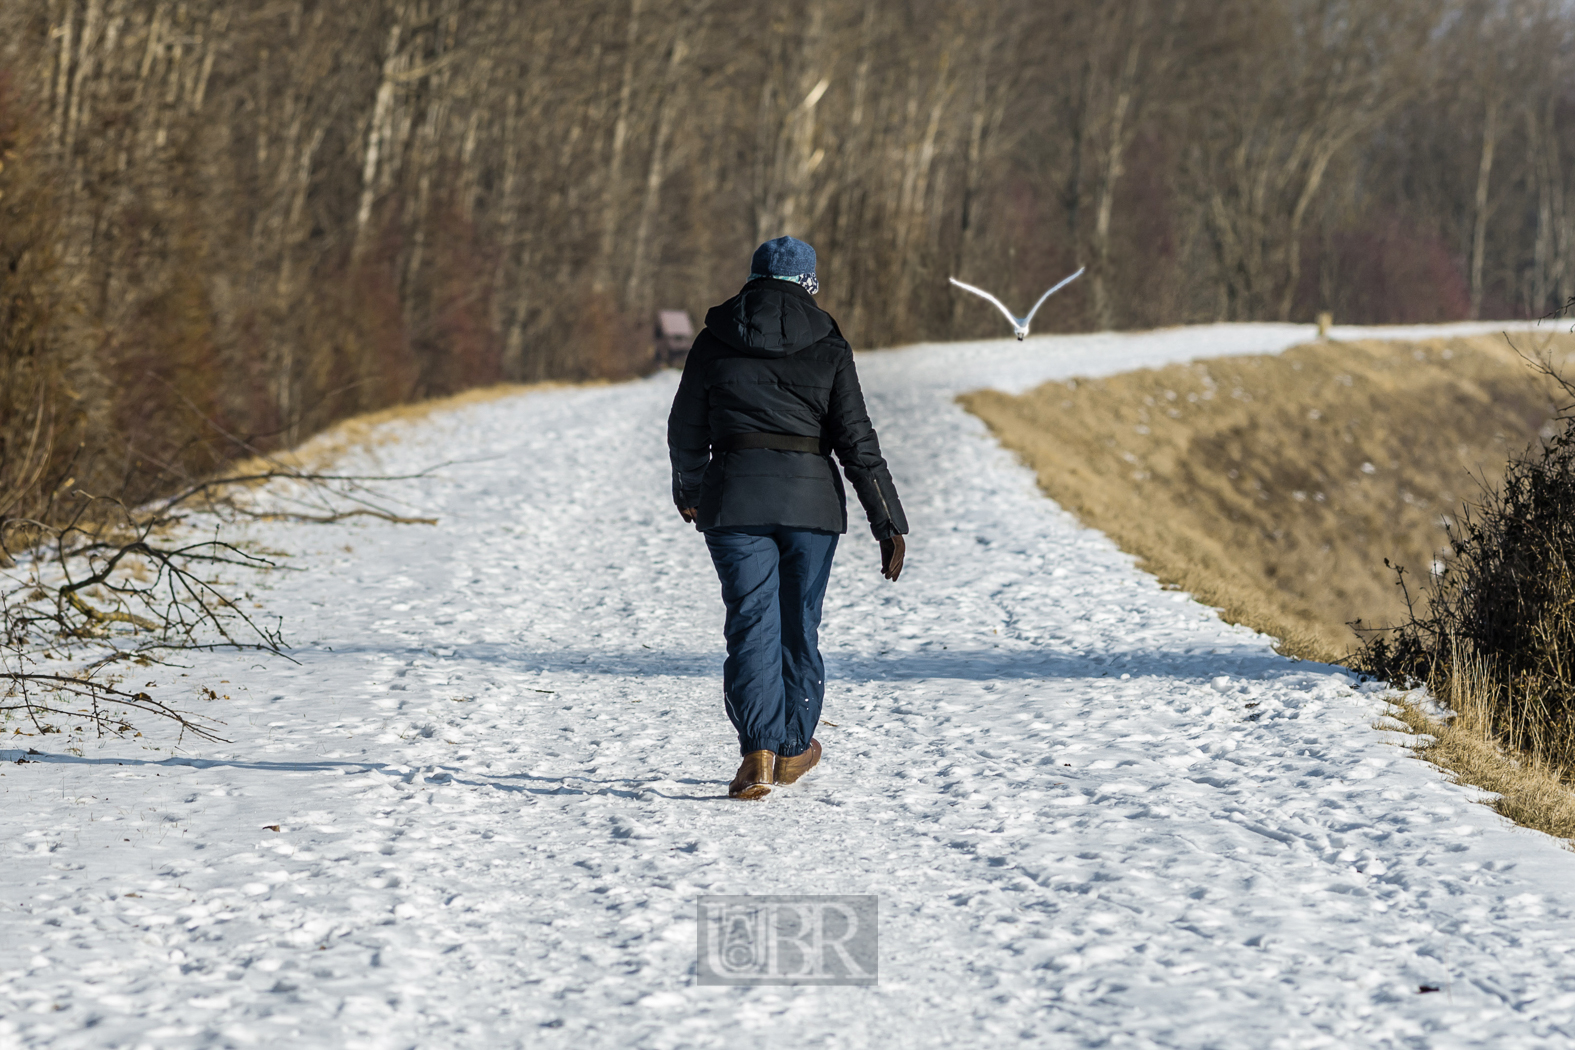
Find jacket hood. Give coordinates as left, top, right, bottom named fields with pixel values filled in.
left=704, top=279, right=834, bottom=358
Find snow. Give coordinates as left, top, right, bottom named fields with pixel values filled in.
left=3, top=320, right=1572, bottom=1049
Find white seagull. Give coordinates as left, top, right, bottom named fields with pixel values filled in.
left=948, top=267, right=1086, bottom=340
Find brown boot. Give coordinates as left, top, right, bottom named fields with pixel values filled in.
left=774, top=738, right=822, bottom=785
left=728, top=750, right=775, bottom=800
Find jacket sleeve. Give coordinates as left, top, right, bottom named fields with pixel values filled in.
left=826, top=346, right=908, bottom=539
left=666, top=340, right=710, bottom=509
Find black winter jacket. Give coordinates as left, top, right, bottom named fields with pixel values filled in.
left=667, top=279, right=908, bottom=539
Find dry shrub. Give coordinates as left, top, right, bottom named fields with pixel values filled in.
left=1308, top=217, right=1473, bottom=325
left=962, top=332, right=1575, bottom=661
left=1, top=71, right=257, bottom=529
left=0, top=71, right=98, bottom=532
left=105, top=266, right=232, bottom=490
left=295, top=245, right=425, bottom=441
left=562, top=286, right=657, bottom=382
left=405, top=204, right=506, bottom=399
left=1357, top=335, right=1575, bottom=778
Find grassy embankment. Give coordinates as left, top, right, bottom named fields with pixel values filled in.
left=963, top=332, right=1575, bottom=841
left=226, top=382, right=573, bottom=476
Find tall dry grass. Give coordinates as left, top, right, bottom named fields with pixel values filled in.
left=1355, top=337, right=1575, bottom=781
left=963, top=333, right=1575, bottom=661
left=0, top=73, right=86, bottom=538
left=225, top=381, right=573, bottom=478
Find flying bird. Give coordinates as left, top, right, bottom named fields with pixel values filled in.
left=948, top=267, right=1086, bottom=340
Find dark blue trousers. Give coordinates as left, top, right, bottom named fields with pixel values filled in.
left=704, top=525, right=839, bottom=757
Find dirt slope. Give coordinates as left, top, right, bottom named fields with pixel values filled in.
left=962, top=332, right=1575, bottom=660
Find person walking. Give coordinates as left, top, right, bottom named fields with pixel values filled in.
left=668, top=236, right=908, bottom=800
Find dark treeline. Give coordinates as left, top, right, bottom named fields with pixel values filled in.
left=1, top=0, right=1573, bottom=531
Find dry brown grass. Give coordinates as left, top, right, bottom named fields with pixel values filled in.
left=228, top=381, right=573, bottom=476
left=963, top=332, right=1575, bottom=662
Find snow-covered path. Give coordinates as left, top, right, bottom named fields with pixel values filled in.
left=5, top=321, right=1574, bottom=1049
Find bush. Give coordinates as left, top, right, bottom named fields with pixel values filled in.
left=1356, top=325, right=1575, bottom=775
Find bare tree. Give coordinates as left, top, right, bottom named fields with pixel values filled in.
left=3, top=0, right=1575, bottom=551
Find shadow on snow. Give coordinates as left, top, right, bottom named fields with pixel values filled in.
left=289, top=639, right=1333, bottom=684
left=1, top=750, right=728, bottom=801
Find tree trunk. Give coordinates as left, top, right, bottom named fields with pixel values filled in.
left=596, top=0, right=643, bottom=292
left=1470, top=97, right=1498, bottom=320
left=1090, top=25, right=1143, bottom=331
left=626, top=19, right=701, bottom=309
left=1277, top=145, right=1335, bottom=322
left=353, top=18, right=407, bottom=260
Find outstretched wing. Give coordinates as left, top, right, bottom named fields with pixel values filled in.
left=948, top=277, right=1021, bottom=327
left=1022, top=267, right=1086, bottom=327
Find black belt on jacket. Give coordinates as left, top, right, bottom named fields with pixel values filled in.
left=715, top=432, right=824, bottom=454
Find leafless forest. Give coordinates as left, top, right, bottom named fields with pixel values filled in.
left=1, top=0, right=1573, bottom=528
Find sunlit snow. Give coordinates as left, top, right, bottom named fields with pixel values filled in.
left=2, top=320, right=1568, bottom=1048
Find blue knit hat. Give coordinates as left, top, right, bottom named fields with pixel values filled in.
left=749, top=235, right=818, bottom=295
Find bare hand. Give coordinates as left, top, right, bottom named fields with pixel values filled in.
left=680, top=506, right=699, bottom=524
left=880, top=534, right=905, bottom=581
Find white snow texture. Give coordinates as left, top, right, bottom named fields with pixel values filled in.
left=3, top=321, right=1572, bottom=1049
